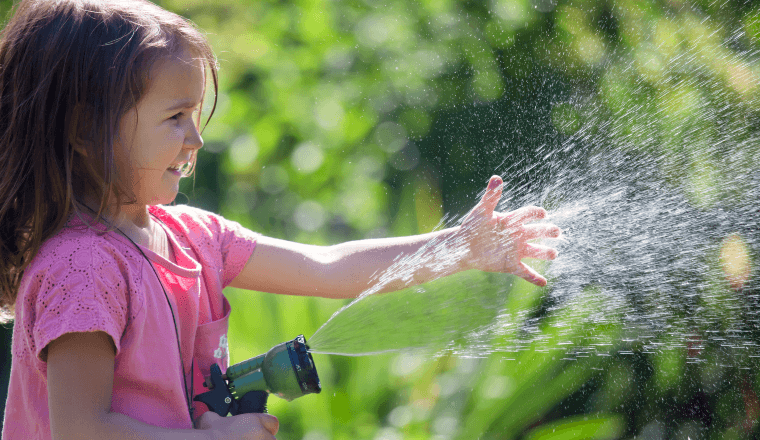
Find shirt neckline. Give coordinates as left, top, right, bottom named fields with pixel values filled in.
left=146, top=218, right=201, bottom=278
left=67, top=206, right=202, bottom=279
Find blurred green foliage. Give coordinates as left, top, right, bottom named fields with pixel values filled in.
left=2, top=0, right=760, bottom=438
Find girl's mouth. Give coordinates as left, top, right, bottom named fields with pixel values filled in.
left=167, top=164, right=184, bottom=176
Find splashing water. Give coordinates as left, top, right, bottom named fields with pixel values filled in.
left=307, top=141, right=759, bottom=361
left=541, top=148, right=759, bottom=359
left=308, top=75, right=760, bottom=363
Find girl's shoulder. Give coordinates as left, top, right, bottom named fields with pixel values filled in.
left=150, top=203, right=222, bottom=231
left=150, top=204, right=259, bottom=247
left=16, top=220, right=141, bottom=368
left=26, top=219, right=137, bottom=280
left=150, top=205, right=259, bottom=285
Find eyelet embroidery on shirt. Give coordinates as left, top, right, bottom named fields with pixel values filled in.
left=16, top=205, right=257, bottom=366
left=213, top=334, right=228, bottom=360
left=8, top=205, right=262, bottom=437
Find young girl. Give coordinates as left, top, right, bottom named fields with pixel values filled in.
left=0, top=1, right=560, bottom=439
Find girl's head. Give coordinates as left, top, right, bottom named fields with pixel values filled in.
left=0, top=0, right=218, bottom=320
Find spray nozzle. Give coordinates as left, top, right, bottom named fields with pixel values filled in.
left=195, top=335, right=321, bottom=416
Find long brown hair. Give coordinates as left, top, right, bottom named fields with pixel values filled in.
left=0, top=0, right=218, bottom=322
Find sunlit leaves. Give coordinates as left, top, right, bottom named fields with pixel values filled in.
left=556, top=5, right=606, bottom=67
left=522, top=414, right=625, bottom=440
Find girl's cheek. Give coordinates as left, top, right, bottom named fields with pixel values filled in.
left=169, top=127, right=185, bottom=142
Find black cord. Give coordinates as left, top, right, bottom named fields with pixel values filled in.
left=123, top=228, right=196, bottom=426
left=77, top=206, right=196, bottom=426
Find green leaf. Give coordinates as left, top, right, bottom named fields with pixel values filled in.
left=522, top=414, right=626, bottom=440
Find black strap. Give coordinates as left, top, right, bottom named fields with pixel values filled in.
left=76, top=205, right=196, bottom=426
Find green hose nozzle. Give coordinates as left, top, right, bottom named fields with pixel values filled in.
left=194, top=335, right=321, bottom=415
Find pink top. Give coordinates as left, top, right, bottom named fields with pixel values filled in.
left=2, top=205, right=259, bottom=439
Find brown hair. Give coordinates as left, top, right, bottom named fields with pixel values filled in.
left=0, top=0, right=218, bottom=321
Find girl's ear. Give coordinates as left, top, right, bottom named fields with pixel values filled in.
left=68, top=103, right=95, bottom=157
left=73, top=145, right=89, bottom=157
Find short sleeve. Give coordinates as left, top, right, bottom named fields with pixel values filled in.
left=151, top=205, right=259, bottom=288
left=22, top=235, right=130, bottom=363
left=213, top=214, right=259, bottom=287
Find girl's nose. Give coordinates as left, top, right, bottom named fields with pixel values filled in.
left=185, top=122, right=204, bottom=151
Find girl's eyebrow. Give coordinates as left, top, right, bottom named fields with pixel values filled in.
left=165, top=98, right=199, bottom=111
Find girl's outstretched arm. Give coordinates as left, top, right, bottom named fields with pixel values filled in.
left=230, top=176, right=560, bottom=299
left=47, top=332, right=278, bottom=440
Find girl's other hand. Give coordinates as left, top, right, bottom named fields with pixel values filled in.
left=196, top=411, right=279, bottom=440
left=459, top=175, right=561, bottom=286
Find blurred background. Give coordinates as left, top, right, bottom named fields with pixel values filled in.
left=2, top=0, right=760, bottom=438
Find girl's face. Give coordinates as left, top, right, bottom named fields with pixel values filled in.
left=114, top=47, right=205, bottom=208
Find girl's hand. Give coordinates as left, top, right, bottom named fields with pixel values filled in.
left=458, top=175, right=560, bottom=286
left=196, top=411, right=279, bottom=440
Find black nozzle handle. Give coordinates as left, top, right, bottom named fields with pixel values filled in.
left=193, top=363, right=233, bottom=417
left=231, top=390, right=269, bottom=415
left=194, top=363, right=270, bottom=416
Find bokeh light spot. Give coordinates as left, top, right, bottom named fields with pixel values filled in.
left=720, top=233, right=752, bottom=290
left=228, top=135, right=259, bottom=172
left=294, top=200, right=327, bottom=231
left=291, top=141, right=324, bottom=174
left=259, top=165, right=289, bottom=194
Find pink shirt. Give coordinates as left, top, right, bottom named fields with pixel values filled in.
left=3, top=205, right=258, bottom=439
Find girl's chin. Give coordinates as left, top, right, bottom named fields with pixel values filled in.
left=144, top=191, right=179, bottom=206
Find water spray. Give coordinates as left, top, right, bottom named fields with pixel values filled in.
left=194, top=335, right=321, bottom=415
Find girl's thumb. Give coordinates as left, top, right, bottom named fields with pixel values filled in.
left=257, top=414, right=279, bottom=435
left=194, top=410, right=221, bottom=429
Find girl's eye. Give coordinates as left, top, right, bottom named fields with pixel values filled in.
left=170, top=112, right=184, bottom=120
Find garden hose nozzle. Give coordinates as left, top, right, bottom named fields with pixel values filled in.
left=194, top=335, right=321, bottom=416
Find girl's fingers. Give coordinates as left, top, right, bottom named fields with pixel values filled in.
left=194, top=411, right=221, bottom=429
left=514, top=262, right=547, bottom=287
left=478, top=176, right=503, bottom=216
left=500, top=206, right=547, bottom=227
left=257, top=414, right=280, bottom=435
left=523, top=243, right=558, bottom=260
left=521, top=224, right=562, bottom=240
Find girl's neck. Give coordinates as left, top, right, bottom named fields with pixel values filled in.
left=116, top=208, right=175, bottom=264
left=114, top=206, right=174, bottom=263
left=76, top=199, right=174, bottom=262
left=117, top=204, right=152, bottom=230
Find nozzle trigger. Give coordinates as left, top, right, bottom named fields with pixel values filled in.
left=193, top=363, right=233, bottom=417
left=232, top=390, right=269, bottom=415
